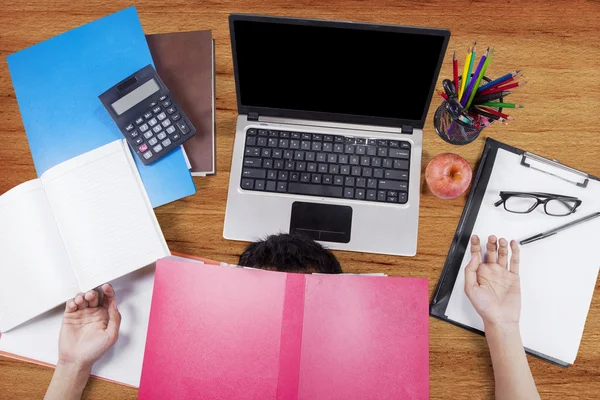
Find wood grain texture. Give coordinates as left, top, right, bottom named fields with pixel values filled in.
left=1, top=1, right=599, bottom=398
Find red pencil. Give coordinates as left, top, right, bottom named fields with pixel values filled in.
left=438, top=90, right=449, bottom=100
left=453, top=51, right=459, bottom=93
left=479, top=81, right=527, bottom=96
left=474, top=105, right=511, bottom=119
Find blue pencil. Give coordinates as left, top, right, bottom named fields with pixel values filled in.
left=477, top=70, right=520, bottom=93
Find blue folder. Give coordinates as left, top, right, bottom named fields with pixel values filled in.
left=6, top=7, right=195, bottom=208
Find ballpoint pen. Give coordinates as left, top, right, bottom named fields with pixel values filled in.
left=520, top=212, right=600, bottom=245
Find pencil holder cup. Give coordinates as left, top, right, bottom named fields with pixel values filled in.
left=433, top=76, right=499, bottom=145
left=433, top=101, right=484, bottom=145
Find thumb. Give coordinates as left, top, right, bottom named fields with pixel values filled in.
left=106, top=300, right=122, bottom=345
left=464, top=256, right=480, bottom=295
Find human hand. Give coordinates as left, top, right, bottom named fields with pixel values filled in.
left=464, top=235, right=521, bottom=328
left=58, top=284, right=122, bottom=369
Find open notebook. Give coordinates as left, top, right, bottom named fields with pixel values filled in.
left=431, top=139, right=600, bottom=366
left=0, top=255, right=212, bottom=387
left=0, top=254, right=391, bottom=387
left=0, top=140, right=170, bottom=332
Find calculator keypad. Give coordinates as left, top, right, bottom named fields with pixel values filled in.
left=120, top=94, right=194, bottom=165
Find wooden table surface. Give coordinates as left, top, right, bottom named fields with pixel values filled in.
left=1, top=0, right=599, bottom=398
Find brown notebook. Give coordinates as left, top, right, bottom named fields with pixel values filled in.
left=146, top=30, right=216, bottom=176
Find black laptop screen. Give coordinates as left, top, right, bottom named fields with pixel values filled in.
left=232, top=18, right=448, bottom=125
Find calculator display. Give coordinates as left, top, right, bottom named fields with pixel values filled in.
left=111, top=79, right=160, bottom=115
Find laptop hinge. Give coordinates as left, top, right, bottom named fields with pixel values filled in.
left=247, top=112, right=259, bottom=121
left=401, top=125, right=414, bottom=134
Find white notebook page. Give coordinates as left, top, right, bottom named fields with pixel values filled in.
left=445, top=148, right=600, bottom=364
left=0, top=180, right=79, bottom=332
left=41, top=140, right=169, bottom=291
left=0, top=265, right=156, bottom=387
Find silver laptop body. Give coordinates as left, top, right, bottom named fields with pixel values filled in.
left=224, top=15, right=450, bottom=256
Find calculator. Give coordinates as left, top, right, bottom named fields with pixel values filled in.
left=99, top=65, right=196, bottom=165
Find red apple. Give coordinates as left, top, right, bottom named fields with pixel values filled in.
left=425, top=153, right=472, bottom=199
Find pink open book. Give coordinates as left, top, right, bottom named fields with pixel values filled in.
left=138, top=259, right=429, bottom=400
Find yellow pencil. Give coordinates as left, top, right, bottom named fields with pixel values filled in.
left=459, top=46, right=472, bottom=101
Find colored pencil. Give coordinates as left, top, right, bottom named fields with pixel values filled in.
left=461, top=47, right=488, bottom=107
left=479, top=81, right=527, bottom=96
left=439, top=90, right=449, bottom=100
left=474, top=106, right=512, bottom=119
left=465, top=48, right=493, bottom=109
left=480, top=102, right=524, bottom=109
left=464, top=43, right=477, bottom=96
left=473, top=91, right=511, bottom=104
left=453, top=51, right=459, bottom=93
left=459, top=46, right=472, bottom=101
left=477, top=69, right=520, bottom=93
left=471, top=108, right=509, bottom=124
left=480, top=116, right=492, bottom=127
left=478, top=74, right=522, bottom=94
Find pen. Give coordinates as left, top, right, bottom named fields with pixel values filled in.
left=473, top=91, right=511, bottom=104
left=520, top=212, right=600, bottom=245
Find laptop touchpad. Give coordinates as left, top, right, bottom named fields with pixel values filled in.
left=289, top=202, right=352, bottom=243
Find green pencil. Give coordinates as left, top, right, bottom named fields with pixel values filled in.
left=480, top=102, right=524, bottom=109
left=466, top=48, right=494, bottom=109
left=464, top=42, right=477, bottom=95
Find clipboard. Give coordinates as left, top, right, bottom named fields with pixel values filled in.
left=430, top=138, right=600, bottom=367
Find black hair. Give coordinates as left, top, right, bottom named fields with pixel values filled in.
left=238, top=233, right=343, bottom=274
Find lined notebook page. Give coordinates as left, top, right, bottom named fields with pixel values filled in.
left=41, top=140, right=169, bottom=291
left=0, top=180, right=78, bottom=332
left=445, top=149, right=600, bottom=365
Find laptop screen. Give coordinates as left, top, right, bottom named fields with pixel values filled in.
left=231, top=17, right=449, bottom=128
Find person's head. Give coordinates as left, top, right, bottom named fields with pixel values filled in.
left=238, top=233, right=343, bottom=274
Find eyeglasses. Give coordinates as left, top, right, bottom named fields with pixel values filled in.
left=494, top=192, right=582, bottom=216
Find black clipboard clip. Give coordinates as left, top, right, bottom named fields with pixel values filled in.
left=520, top=152, right=589, bottom=188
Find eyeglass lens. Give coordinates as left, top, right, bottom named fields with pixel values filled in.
left=503, top=195, right=577, bottom=215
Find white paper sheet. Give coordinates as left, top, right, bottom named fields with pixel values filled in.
left=0, top=265, right=155, bottom=387
left=445, top=149, right=600, bottom=365
left=41, top=140, right=169, bottom=291
left=0, top=180, right=79, bottom=332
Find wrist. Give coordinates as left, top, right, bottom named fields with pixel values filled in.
left=484, top=321, right=523, bottom=350
left=484, top=320, right=520, bottom=335
left=56, top=359, right=93, bottom=378
left=46, top=360, right=92, bottom=399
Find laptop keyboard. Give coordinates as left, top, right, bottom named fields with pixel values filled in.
left=241, top=129, right=411, bottom=204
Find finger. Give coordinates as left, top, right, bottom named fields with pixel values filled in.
left=469, top=235, right=483, bottom=264
left=74, top=293, right=88, bottom=309
left=510, top=240, right=520, bottom=275
left=106, top=300, right=122, bottom=345
left=101, top=284, right=116, bottom=308
left=465, top=236, right=481, bottom=293
left=84, top=290, right=100, bottom=308
left=497, top=238, right=509, bottom=269
left=65, top=299, right=78, bottom=313
left=486, top=235, right=498, bottom=264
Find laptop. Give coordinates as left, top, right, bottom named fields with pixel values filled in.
left=224, top=14, right=450, bottom=256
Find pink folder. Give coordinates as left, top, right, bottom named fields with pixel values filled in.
left=138, top=259, right=429, bottom=400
